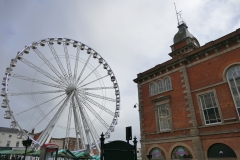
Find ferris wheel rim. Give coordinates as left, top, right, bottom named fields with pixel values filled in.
left=1, top=38, right=121, bottom=151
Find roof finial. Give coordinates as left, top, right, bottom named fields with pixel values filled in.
left=174, top=3, right=184, bottom=26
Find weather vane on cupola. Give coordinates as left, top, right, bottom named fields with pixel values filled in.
left=174, top=3, right=185, bottom=26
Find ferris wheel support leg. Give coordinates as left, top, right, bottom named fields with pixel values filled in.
left=75, top=93, right=101, bottom=154
left=75, top=99, right=93, bottom=153
left=72, top=97, right=86, bottom=150
left=37, top=91, right=74, bottom=147
left=77, top=100, right=100, bottom=153
left=74, top=120, right=81, bottom=150
left=64, top=104, right=73, bottom=149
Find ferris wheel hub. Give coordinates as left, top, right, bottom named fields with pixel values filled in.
left=65, top=85, right=77, bottom=92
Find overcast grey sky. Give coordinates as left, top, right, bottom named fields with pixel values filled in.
left=0, top=0, right=240, bottom=147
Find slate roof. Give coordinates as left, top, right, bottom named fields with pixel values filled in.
left=0, top=127, right=19, bottom=133
left=0, top=127, right=31, bottom=135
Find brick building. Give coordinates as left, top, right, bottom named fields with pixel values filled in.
left=133, top=21, right=240, bottom=160
left=33, top=131, right=82, bottom=151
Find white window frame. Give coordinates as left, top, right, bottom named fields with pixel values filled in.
left=226, top=65, right=240, bottom=118
left=157, top=104, right=171, bottom=131
left=164, top=77, right=172, bottom=91
left=16, top=141, right=19, bottom=147
left=6, top=141, right=10, bottom=147
left=150, top=83, right=156, bottom=96
left=157, top=80, right=164, bottom=93
left=197, top=90, right=222, bottom=125
left=153, top=96, right=172, bottom=132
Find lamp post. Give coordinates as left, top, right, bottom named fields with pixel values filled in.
left=133, top=136, right=138, bottom=160
left=22, top=137, right=32, bottom=160
left=100, top=132, right=105, bottom=160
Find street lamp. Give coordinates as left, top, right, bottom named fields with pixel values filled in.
left=22, top=136, right=32, bottom=160
left=133, top=103, right=138, bottom=108
left=133, top=103, right=140, bottom=111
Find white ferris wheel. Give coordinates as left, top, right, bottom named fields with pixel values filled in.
left=1, top=38, right=120, bottom=153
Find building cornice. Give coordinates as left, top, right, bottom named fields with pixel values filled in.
left=133, top=28, right=240, bottom=84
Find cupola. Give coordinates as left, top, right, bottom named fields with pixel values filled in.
left=169, top=21, right=200, bottom=58
left=173, top=22, right=196, bottom=44
left=169, top=5, right=200, bottom=58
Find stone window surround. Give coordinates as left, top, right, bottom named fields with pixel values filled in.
left=222, top=62, right=240, bottom=82
left=196, top=89, right=223, bottom=126
left=152, top=96, right=173, bottom=133
left=149, top=76, right=173, bottom=97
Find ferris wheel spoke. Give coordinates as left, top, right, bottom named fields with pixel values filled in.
left=79, top=98, right=109, bottom=129
left=76, top=53, right=93, bottom=84
left=30, top=95, right=67, bottom=134
left=74, top=98, right=99, bottom=141
left=83, top=86, right=114, bottom=90
left=33, top=48, right=65, bottom=82
left=78, top=93, right=115, bottom=116
left=73, top=46, right=80, bottom=81
left=37, top=91, right=74, bottom=146
left=19, top=58, right=64, bottom=85
left=63, top=43, right=72, bottom=78
left=14, top=93, right=66, bottom=116
left=78, top=74, right=109, bottom=88
left=48, top=43, right=68, bottom=79
left=84, top=92, right=116, bottom=102
left=11, top=73, right=65, bottom=89
left=74, top=95, right=100, bottom=152
left=79, top=64, right=101, bottom=85
left=7, top=90, right=65, bottom=96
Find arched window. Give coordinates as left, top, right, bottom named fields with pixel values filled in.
left=150, top=83, right=156, bottom=96
left=226, top=65, right=240, bottom=117
left=165, top=77, right=172, bottom=91
left=157, top=80, right=163, bottom=93
left=149, top=148, right=166, bottom=160
left=171, top=146, right=193, bottom=159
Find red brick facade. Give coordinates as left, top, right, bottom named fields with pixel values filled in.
left=134, top=23, right=240, bottom=160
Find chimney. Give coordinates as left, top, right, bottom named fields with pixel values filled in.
left=31, top=128, right=35, bottom=134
